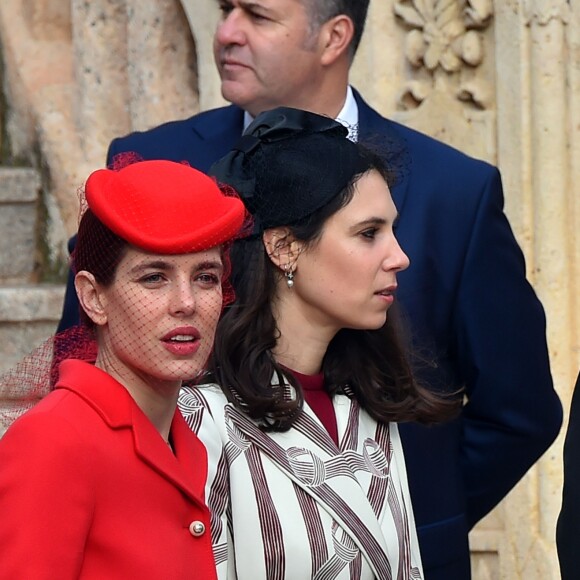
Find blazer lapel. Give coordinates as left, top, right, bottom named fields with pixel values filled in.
left=224, top=404, right=393, bottom=579
left=190, top=105, right=244, bottom=163
left=57, top=360, right=206, bottom=505
left=354, top=88, right=411, bottom=215
left=131, top=407, right=207, bottom=504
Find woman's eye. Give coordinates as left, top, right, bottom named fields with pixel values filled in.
left=196, top=273, right=220, bottom=286
left=141, top=273, right=163, bottom=283
left=361, top=228, right=378, bottom=240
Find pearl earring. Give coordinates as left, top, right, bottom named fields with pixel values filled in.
left=285, top=266, right=294, bottom=288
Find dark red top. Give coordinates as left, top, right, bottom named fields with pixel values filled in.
left=290, top=369, right=339, bottom=446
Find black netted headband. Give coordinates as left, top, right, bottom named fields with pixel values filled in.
left=209, top=107, right=374, bottom=234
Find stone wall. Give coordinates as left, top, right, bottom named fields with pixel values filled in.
left=0, top=0, right=578, bottom=577
left=0, top=0, right=200, bottom=265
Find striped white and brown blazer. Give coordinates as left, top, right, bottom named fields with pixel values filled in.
left=179, top=382, right=424, bottom=580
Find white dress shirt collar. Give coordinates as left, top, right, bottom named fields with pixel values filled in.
left=243, top=86, right=359, bottom=141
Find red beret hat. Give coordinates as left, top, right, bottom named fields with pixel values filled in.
left=85, top=160, right=246, bottom=253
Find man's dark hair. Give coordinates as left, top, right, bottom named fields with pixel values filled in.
left=305, top=0, right=370, bottom=58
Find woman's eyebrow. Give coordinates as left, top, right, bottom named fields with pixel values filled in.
left=129, top=259, right=224, bottom=275
left=349, top=217, right=388, bottom=231
left=129, top=260, right=173, bottom=274
left=193, top=260, right=224, bottom=272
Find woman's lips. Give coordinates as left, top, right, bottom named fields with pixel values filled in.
left=374, top=285, right=397, bottom=305
left=162, top=327, right=201, bottom=356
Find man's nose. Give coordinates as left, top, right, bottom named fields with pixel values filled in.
left=215, top=9, right=246, bottom=46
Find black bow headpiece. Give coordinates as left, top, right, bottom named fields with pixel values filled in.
left=209, top=107, right=373, bottom=235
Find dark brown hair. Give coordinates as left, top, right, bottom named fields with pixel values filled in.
left=72, top=208, right=129, bottom=326
left=208, top=153, right=458, bottom=430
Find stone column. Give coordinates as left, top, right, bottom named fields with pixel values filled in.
left=180, top=0, right=227, bottom=111
left=493, top=2, right=578, bottom=574
left=125, top=0, right=199, bottom=132
left=569, top=3, right=580, bottom=375
left=71, top=0, right=130, bottom=164
left=0, top=63, right=4, bottom=159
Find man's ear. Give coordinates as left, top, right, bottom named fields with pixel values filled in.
left=319, top=15, right=355, bottom=66
left=263, top=227, right=302, bottom=270
left=75, top=271, right=108, bottom=326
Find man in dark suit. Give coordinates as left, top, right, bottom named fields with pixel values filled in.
left=59, top=1, right=562, bottom=577
left=557, top=370, right=580, bottom=579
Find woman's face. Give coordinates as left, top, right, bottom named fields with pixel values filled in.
left=87, top=247, right=224, bottom=388
left=287, top=170, right=410, bottom=333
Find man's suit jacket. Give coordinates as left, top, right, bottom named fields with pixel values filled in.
left=556, top=370, right=580, bottom=579
left=0, top=359, right=216, bottom=580
left=59, top=91, right=562, bottom=579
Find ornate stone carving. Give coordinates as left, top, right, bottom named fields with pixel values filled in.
left=394, top=0, right=494, bottom=109
left=523, top=0, right=571, bottom=25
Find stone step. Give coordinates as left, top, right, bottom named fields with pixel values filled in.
left=0, top=284, right=65, bottom=374
left=0, top=167, right=41, bottom=283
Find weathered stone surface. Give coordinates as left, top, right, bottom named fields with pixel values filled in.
left=71, top=0, right=130, bottom=165
left=181, top=0, right=227, bottom=111
left=0, top=205, right=37, bottom=282
left=0, top=167, right=39, bottom=202
left=21, top=0, right=72, bottom=41
left=125, top=0, right=199, bottom=131
left=0, top=285, right=65, bottom=373
left=0, top=1, right=73, bottom=162
left=0, top=320, right=61, bottom=375
left=0, top=168, right=41, bottom=282
left=0, top=285, right=64, bottom=436
left=0, top=285, right=65, bottom=322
